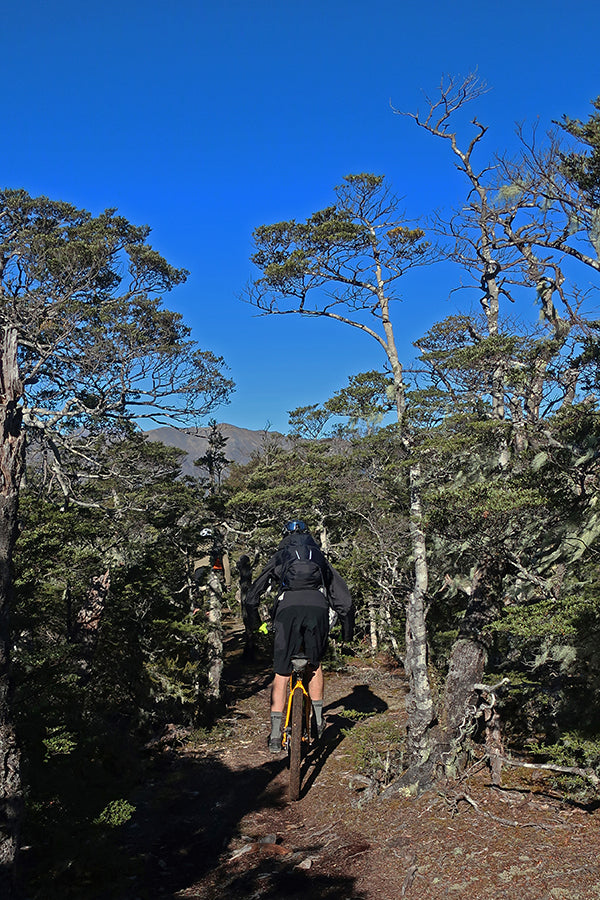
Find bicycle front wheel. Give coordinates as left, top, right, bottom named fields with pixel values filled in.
left=288, top=686, right=304, bottom=801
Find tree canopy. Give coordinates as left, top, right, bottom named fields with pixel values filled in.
left=0, top=190, right=234, bottom=894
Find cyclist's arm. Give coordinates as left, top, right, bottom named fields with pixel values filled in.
left=328, top=566, right=355, bottom=641
left=244, top=554, right=280, bottom=626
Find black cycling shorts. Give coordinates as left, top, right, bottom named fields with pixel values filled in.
left=272, top=595, right=330, bottom=676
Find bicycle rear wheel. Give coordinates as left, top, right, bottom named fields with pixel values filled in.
left=288, top=686, right=304, bottom=801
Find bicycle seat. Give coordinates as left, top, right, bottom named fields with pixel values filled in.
left=291, top=654, right=310, bottom=673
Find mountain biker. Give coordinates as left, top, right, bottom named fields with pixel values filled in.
left=244, top=519, right=354, bottom=752
left=193, top=527, right=232, bottom=595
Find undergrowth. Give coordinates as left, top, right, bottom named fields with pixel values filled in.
left=341, top=713, right=405, bottom=787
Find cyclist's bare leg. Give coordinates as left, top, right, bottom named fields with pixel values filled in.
left=307, top=664, right=324, bottom=702
left=267, top=674, right=288, bottom=751
left=270, top=673, right=288, bottom=713
left=270, top=665, right=323, bottom=711
left=308, top=664, right=325, bottom=735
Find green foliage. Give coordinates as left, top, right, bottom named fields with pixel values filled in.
left=43, top=727, right=78, bottom=760
left=532, top=732, right=600, bottom=770
left=194, top=418, right=230, bottom=491
left=0, top=190, right=234, bottom=568
left=527, top=733, right=600, bottom=802
left=224, top=419, right=411, bottom=655
left=342, top=715, right=405, bottom=785
left=288, top=370, right=397, bottom=439
left=325, top=370, right=395, bottom=435
left=93, top=799, right=136, bottom=827
left=12, top=431, right=222, bottom=895
left=17, top=100, right=600, bottom=889
left=559, top=97, right=600, bottom=208
left=247, top=162, right=600, bottom=787
left=186, top=720, right=235, bottom=747
left=1, top=188, right=229, bottom=893
left=249, top=173, right=432, bottom=321
left=288, top=403, right=332, bottom=439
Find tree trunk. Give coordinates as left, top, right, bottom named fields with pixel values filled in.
left=384, top=334, right=435, bottom=767
left=484, top=700, right=504, bottom=786
left=206, top=570, right=223, bottom=705
left=439, top=563, right=503, bottom=776
left=382, top=602, right=400, bottom=656
left=315, top=514, right=330, bottom=554
left=0, top=326, right=25, bottom=897
left=368, top=597, right=378, bottom=653
left=384, top=557, right=506, bottom=800
left=404, top=462, right=435, bottom=765
left=236, top=555, right=254, bottom=660
left=72, top=570, right=110, bottom=677
left=0, top=503, right=22, bottom=899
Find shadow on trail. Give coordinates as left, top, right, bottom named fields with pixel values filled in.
left=121, top=646, right=381, bottom=897
left=123, top=751, right=288, bottom=898
left=326, top=682, right=389, bottom=717
left=222, top=659, right=273, bottom=703
left=122, top=748, right=366, bottom=900
left=119, top=683, right=382, bottom=898
left=302, top=682, right=389, bottom=800
left=212, top=859, right=368, bottom=900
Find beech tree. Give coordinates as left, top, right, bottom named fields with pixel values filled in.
left=399, top=75, right=600, bottom=422
left=194, top=419, right=230, bottom=491
left=246, top=173, right=439, bottom=767
left=390, top=77, right=600, bottom=790
left=501, top=95, right=600, bottom=272
left=0, top=189, right=232, bottom=893
left=289, top=371, right=395, bottom=439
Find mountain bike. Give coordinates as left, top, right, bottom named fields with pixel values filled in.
left=282, top=654, right=313, bottom=801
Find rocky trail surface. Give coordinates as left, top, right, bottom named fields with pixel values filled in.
left=125, top=627, right=600, bottom=899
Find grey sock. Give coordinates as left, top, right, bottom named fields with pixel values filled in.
left=270, top=712, right=283, bottom=740
left=312, top=700, right=323, bottom=727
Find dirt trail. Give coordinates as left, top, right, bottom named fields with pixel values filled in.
left=127, top=626, right=600, bottom=899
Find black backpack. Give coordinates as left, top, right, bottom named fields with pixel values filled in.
left=278, top=544, right=328, bottom=592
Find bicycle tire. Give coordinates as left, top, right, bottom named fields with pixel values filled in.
left=289, top=685, right=304, bottom=801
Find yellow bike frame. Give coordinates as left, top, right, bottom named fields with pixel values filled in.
left=282, top=669, right=311, bottom=750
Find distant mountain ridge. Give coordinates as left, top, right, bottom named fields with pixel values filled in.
left=144, top=423, right=286, bottom=477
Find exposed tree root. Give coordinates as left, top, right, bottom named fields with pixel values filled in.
left=446, top=790, right=556, bottom=830
left=499, top=756, right=600, bottom=788
left=379, top=758, right=437, bottom=800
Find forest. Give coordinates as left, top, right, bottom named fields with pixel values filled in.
left=2, top=75, right=600, bottom=896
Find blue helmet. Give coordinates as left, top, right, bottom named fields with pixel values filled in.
left=284, top=519, right=309, bottom=534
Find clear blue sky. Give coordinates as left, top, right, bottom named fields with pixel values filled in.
left=4, top=0, right=600, bottom=432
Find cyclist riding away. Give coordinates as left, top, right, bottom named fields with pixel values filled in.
left=244, top=519, right=354, bottom=752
